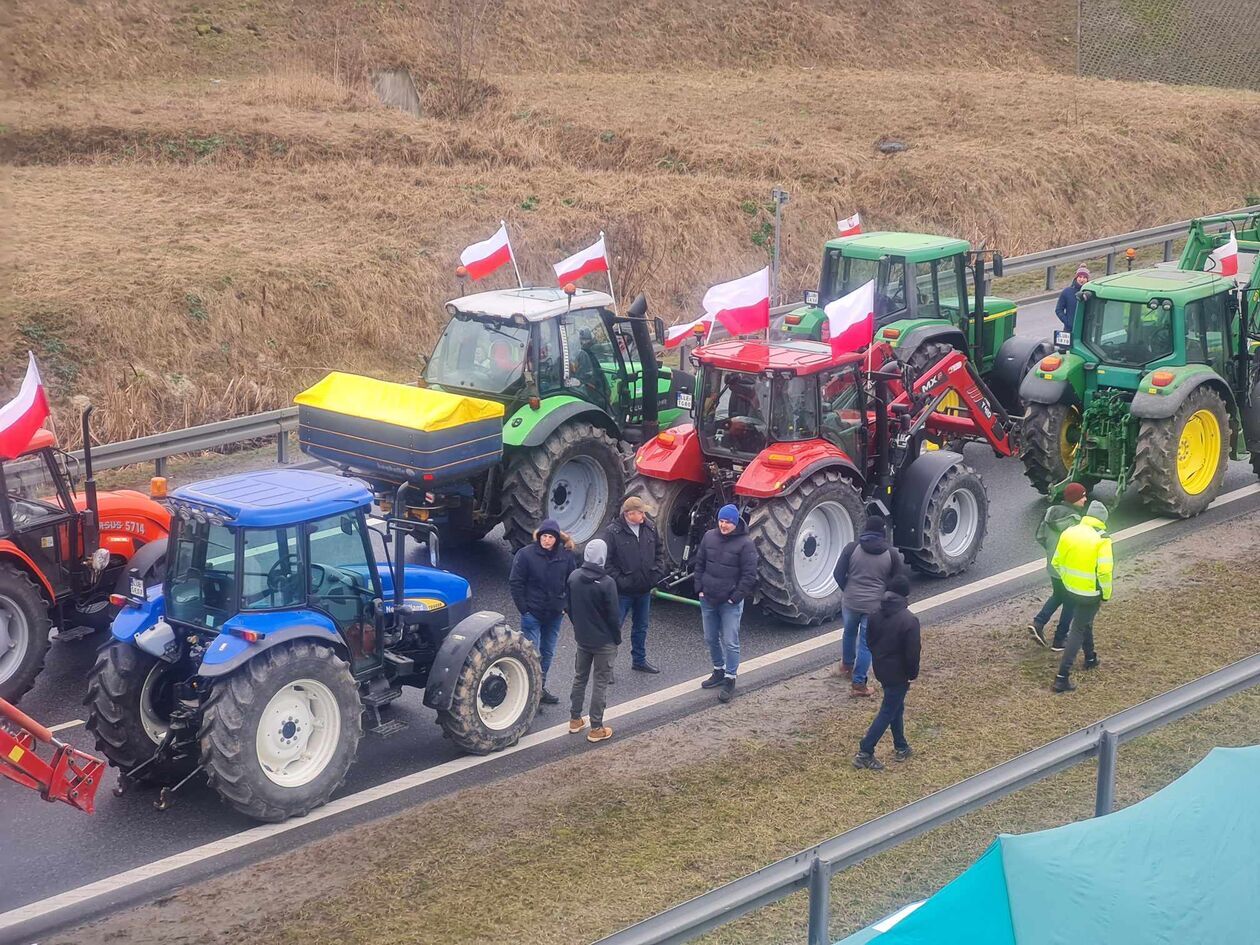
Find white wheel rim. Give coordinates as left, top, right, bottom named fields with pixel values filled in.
left=476, top=656, right=531, bottom=731
left=254, top=678, right=342, bottom=788
left=794, top=501, right=854, bottom=597
left=139, top=661, right=173, bottom=744
left=0, top=595, right=30, bottom=684
left=938, top=488, right=980, bottom=558
left=548, top=455, right=609, bottom=543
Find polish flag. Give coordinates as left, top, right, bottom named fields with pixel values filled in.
left=459, top=223, right=514, bottom=281
left=0, top=352, right=51, bottom=460
left=837, top=213, right=863, bottom=237
left=703, top=267, right=770, bottom=336
left=664, top=314, right=713, bottom=349
left=1206, top=231, right=1239, bottom=278
left=823, top=280, right=876, bottom=355
left=553, top=234, right=609, bottom=286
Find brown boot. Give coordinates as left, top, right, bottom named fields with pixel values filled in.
left=850, top=682, right=874, bottom=697
left=835, top=662, right=854, bottom=679
left=587, top=725, right=613, bottom=743
left=568, top=717, right=587, bottom=735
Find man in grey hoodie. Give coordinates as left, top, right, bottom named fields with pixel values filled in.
left=566, top=539, right=621, bottom=743
left=834, top=515, right=907, bottom=697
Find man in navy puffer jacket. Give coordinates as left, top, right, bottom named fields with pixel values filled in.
left=694, top=504, right=758, bottom=704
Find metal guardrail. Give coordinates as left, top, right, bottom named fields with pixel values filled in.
left=78, top=206, right=1260, bottom=477
left=593, top=652, right=1260, bottom=945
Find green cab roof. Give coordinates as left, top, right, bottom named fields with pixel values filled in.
left=823, top=231, right=972, bottom=262
left=1085, top=267, right=1234, bottom=303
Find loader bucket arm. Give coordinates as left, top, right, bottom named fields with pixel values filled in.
left=1, top=697, right=105, bottom=814
left=891, top=348, right=1018, bottom=457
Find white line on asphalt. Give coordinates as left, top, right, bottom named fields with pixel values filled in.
left=3, top=481, right=1257, bottom=933
left=47, top=719, right=84, bottom=733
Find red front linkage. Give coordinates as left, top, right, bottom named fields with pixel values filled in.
left=1, top=697, right=105, bottom=814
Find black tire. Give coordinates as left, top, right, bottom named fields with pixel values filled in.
left=904, top=463, right=988, bottom=577
left=1251, top=450, right=1260, bottom=480
left=1020, top=402, right=1081, bottom=494
left=625, top=474, right=710, bottom=572
left=84, top=641, right=197, bottom=785
left=1132, top=385, right=1230, bottom=518
left=907, top=341, right=968, bottom=451
left=748, top=469, right=865, bottom=625
left=436, top=621, right=541, bottom=754
left=199, top=640, right=362, bottom=822
left=500, top=419, right=626, bottom=551
left=0, top=564, right=51, bottom=704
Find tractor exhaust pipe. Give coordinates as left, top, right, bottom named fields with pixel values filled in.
left=81, top=406, right=100, bottom=553
left=627, top=293, right=660, bottom=439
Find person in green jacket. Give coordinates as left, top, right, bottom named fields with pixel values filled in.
left=1051, top=500, right=1114, bottom=693
left=1027, top=482, right=1088, bottom=649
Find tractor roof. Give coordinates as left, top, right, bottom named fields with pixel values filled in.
left=14, top=429, right=57, bottom=457
left=1085, top=267, right=1234, bottom=303
left=171, top=470, right=372, bottom=527
left=824, top=231, right=971, bottom=262
left=445, top=286, right=614, bottom=322
left=694, top=339, right=862, bottom=376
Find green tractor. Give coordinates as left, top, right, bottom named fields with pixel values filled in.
left=781, top=232, right=1049, bottom=414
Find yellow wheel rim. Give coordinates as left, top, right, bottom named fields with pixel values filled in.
left=924, top=390, right=964, bottom=450
left=1059, top=406, right=1082, bottom=468
left=1176, top=409, right=1221, bottom=495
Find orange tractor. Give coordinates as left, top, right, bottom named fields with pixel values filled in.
left=0, top=409, right=170, bottom=702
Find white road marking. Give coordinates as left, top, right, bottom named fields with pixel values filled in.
left=3, top=481, right=1257, bottom=933
left=47, top=719, right=85, bottom=733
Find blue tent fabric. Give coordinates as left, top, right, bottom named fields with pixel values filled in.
left=836, top=746, right=1260, bottom=945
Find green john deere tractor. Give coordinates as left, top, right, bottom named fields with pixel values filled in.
left=782, top=231, right=1049, bottom=414
left=1018, top=213, right=1260, bottom=516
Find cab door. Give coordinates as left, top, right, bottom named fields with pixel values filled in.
left=3, top=449, right=77, bottom=597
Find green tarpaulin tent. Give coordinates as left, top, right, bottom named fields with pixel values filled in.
left=838, top=745, right=1260, bottom=945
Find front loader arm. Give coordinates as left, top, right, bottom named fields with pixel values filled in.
left=892, top=349, right=1018, bottom=457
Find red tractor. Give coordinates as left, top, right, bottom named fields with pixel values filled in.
left=0, top=410, right=170, bottom=702
left=629, top=337, right=1018, bottom=624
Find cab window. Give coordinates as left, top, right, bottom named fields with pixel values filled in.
left=819, top=366, right=864, bottom=460
left=241, top=526, right=304, bottom=610
left=562, top=308, right=614, bottom=408
left=1082, top=298, right=1174, bottom=368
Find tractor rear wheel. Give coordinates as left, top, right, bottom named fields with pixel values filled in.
left=0, top=564, right=51, bottom=704
left=500, top=420, right=625, bottom=551
left=904, top=463, right=988, bottom=577
left=199, top=641, right=362, bottom=822
left=1133, top=386, right=1230, bottom=518
left=748, top=469, right=865, bottom=625
left=1020, top=402, right=1082, bottom=494
left=436, top=621, right=541, bottom=755
left=624, top=474, right=710, bottom=572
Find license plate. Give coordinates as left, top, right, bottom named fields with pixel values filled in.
left=676, top=392, right=693, bottom=409
left=129, top=577, right=145, bottom=598
left=1054, top=330, right=1072, bottom=349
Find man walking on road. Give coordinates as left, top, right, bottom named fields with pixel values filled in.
left=1051, top=500, right=1114, bottom=693
left=853, top=574, right=921, bottom=771
left=566, top=539, right=620, bottom=743
left=834, top=515, right=907, bottom=698
left=1028, top=482, right=1088, bottom=649
left=694, top=504, right=757, bottom=704
left=508, top=518, right=577, bottom=705
left=1056, top=266, right=1090, bottom=332
left=603, top=496, right=666, bottom=674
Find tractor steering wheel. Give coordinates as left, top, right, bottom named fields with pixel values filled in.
left=266, top=561, right=304, bottom=602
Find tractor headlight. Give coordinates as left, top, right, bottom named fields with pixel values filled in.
left=90, top=547, right=111, bottom=572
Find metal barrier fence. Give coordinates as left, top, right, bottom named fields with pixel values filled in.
left=594, top=651, right=1260, bottom=945
left=77, top=206, right=1259, bottom=477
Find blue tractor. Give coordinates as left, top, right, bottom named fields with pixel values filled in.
left=84, top=469, right=541, bottom=822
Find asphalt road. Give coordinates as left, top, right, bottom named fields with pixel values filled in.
left=3, top=296, right=1258, bottom=940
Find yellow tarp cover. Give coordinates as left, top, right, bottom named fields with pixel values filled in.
left=295, top=372, right=503, bottom=433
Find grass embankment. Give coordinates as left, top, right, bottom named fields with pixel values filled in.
left=54, top=512, right=1260, bottom=945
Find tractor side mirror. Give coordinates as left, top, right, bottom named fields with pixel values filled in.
left=339, top=515, right=355, bottom=536
left=991, top=254, right=1004, bottom=278
left=653, top=316, right=665, bottom=344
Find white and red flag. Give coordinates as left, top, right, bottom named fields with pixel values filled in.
left=664, top=314, right=713, bottom=349
left=553, top=234, right=609, bottom=286
left=823, top=280, right=876, bottom=355
left=702, top=267, right=770, bottom=336
left=0, top=352, right=51, bottom=460
left=837, top=212, right=863, bottom=237
left=1206, top=231, right=1239, bottom=278
left=459, top=223, right=515, bottom=281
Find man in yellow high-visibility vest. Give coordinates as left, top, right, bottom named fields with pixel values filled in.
left=1050, top=500, right=1113, bottom=693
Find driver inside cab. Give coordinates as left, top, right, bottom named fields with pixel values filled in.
left=572, top=327, right=611, bottom=407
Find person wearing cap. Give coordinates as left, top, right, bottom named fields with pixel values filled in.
left=566, top=538, right=621, bottom=743
left=833, top=515, right=907, bottom=697
left=853, top=573, right=920, bottom=771
left=693, top=504, right=758, bottom=703
left=1050, top=499, right=1114, bottom=693
left=602, top=496, right=667, bottom=674
left=1028, top=482, right=1088, bottom=649
left=1056, top=266, right=1091, bottom=332
left=508, top=517, right=577, bottom=705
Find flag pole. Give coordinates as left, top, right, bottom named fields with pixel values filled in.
left=600, top=230, right=619, bottom=316
left=503, top=219, right=524, bottom=288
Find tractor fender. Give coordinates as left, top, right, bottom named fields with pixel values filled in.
left=990, top=336, right=1053, bottom=412
left=735, top=441, right=862, bottom=500
left=1018, top=349, right=1087, bottom=408
left=196, top=611, right=343, bottom=679
left=111, top=587, right=165, bottom=643
left=1242, top=375, right=1260, bottom=448
left=634, top=423, right=706, bottom=483
left=891, top=450, right=965, bottom=552
left=893, top=325, right=968, bottom=365
left=1130, top=367, right=1238, bottom=421
left=504, top=396, right=618, bottom=449
left=111, top=537, right=168, bottom=595
left=0, top=540, right=56, bottom=600
left=422, top=610, right=510, bottom=711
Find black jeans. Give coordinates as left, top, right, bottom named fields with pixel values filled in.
left=570, top=643, right=617, bottom=727
left=860, top=681, right=910, bottom=755
left=1033, top=575, right=1076, bottom=645
left=1057, top=593, right=1101, bottom=677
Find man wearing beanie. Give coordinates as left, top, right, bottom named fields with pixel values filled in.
left=853, top=573, right=920, bottom=771
left=1050, top=499, right=1114, bottom=693
left=602, top=495, right=666, bottom=674
left=508, top=517, right=577, bottom=705
left=566, top=539, right=621, bottom=743
left=1028, top=482, right=1088, bottom=649
left=834, top=514, right=907, bottom=697
left=1056, top=265, right=1090, bottom=332
left=693, top=504, right=758, bottom=703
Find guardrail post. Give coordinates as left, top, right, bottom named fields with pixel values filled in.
left=154, top=456, right=168, bottom=478
left=1044, top=265, right=1055, bottom=291
left=1163, top=239, right=1173, bottom=262
left=806, top=855, right=830, bottom=945
left=277, top=432, right=290, bottom=465
left=1095, top=729, right=1118, bottom=816
left=1105, top=251, right=1116, bottom=275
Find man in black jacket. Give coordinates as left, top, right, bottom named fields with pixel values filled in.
left=508, top=517, right=577, bottom=705
left=853, top=574, right=921, bottom=771
left=602, top=496, right=666, bottom=674
left=566, top=539, right=620, bottom=743
left=694, top=504, right=758, bottom=704
left=834, top=515, right=907, bottom=697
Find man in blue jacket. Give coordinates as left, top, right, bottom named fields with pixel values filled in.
left=508, top=518, right=576, bottom=705
left=694, top=504, right=758, bottom=703
left=1056, top=266, right=1090, bottom=332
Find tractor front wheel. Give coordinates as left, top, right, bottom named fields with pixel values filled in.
left=0, top=564, right=51, bottom=704
left=1133, top=386, right=1230, bottom=518
left=1020, top=402, right=1082, bottom=494
left=904, top=463, right=989, bottom=577
left=436, top=621, right=541, bottom=754
left=624, top=474, right=710, bottom=572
